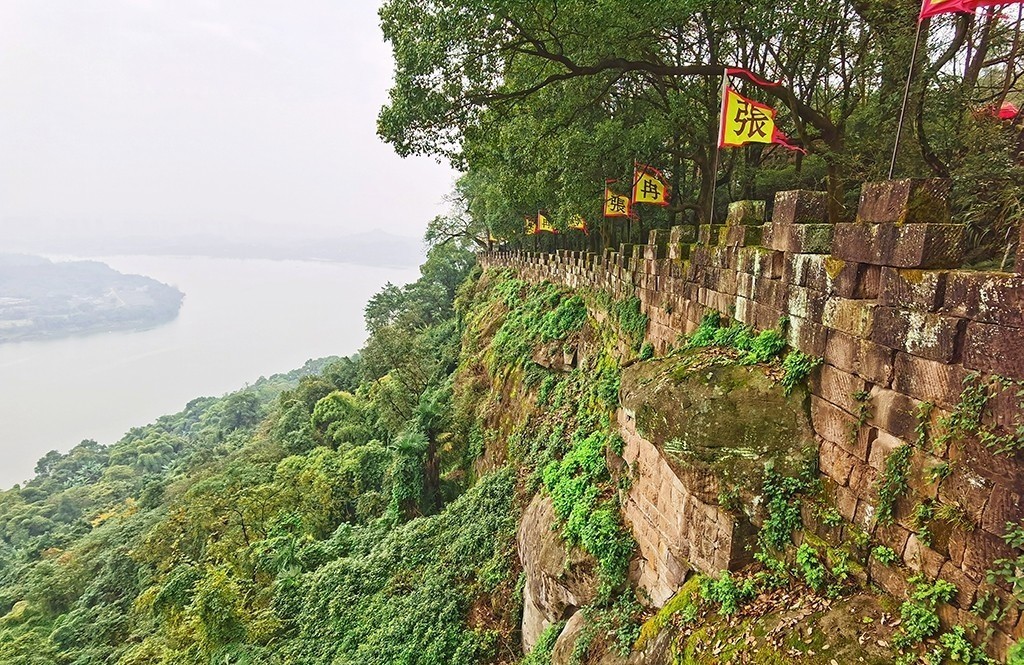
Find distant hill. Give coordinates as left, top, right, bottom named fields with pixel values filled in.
left=0, top=254, right=184, bottom=343
left=4, top=229, right=426, bottom=269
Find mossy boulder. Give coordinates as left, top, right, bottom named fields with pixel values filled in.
left=620, top=349, right=816, bottom=503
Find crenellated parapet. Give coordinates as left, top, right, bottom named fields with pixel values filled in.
left=482, top=179, right=1024, bottom=658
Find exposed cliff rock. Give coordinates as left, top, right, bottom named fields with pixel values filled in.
left=616, top=350, right=815, bottom=606
left=518, top=494, right=598, bottom=652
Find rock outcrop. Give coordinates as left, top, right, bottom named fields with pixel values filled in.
left=518, top=494, right=597, bottom=651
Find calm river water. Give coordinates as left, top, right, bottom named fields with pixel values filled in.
left=0, top=255, right=419, bottom=488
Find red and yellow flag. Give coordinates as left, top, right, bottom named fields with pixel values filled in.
left=718, top=86, right=806, bottom=154
left=603, top=181, right=631, bottom=218
left=525, top=216, right=538, bottom=236
left=632, top=163, right=670, bottom=206
left=569, top=214, right=588, bottom=234
left=537, top=211, right=557, bottom=233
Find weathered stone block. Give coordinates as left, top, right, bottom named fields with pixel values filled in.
left=772, top=189, right=828, bottom=225
left=724, top=224, right=763, bottom=247
left=668, top=224, right=698, bottom=245
left=797, top=224, right=835, bottom=254
left=881, top=268, right=947, bottom=312
left=867, top=429, right=905, bottom=471
left=812, top=395, right=867, bottom=459
left=819, top=440, right=857, bottom=485
left=786, top=284, right=828, bottom=322
left=962, top=529, right=1016, bottom=580
left=825, top=258, right=881, bottom=299
left=785, top=253, right=827, bottom=289
left=867, top=386, right=920, bottom=442
left=892, top=353, right=967, bottom=410
left=788, top=314, right=829, bottom=356
left=725, top=200, right=766, bottom=226
left=754, top=276, right=787, bottom=311
left=698, top=224, right=726, bottom=245
left=905, top=311, right=966, bottom=362
left=833, top=222, right=965, bottom=268
left=982, top=484, right=1024, bottom=537
left=869, top=557, right=910, bottom=598
left=822, top=297, right=876, bottom=338
left=872, top=306, right=908, bottom=350
left=856, top=179, right=951, bottom=225
left=643, top=243, right=666, bottom=261
left=940, top=561, right=979, bottom=610
left=963, top=321, right=1024, bottom=378
left=810, top=363, right=869, bottom=416
left=765, top=223, right=834, bottom=254
left=942, top=272, right=1024, bottom=328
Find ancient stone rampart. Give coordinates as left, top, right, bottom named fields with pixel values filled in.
left=481, top=179, right=1024, bottom=655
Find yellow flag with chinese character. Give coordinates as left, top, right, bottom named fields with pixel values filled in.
left=719, top=87, right=806, bottom=154
left=632, top=164, right=670, bottom=206
left=538, top=212, right=556, bottom=233
left=603, top=182, right=631, bottom=218
left=569, top=215, right=587, bottom=233
left=525, top=216, right=538, bottom=235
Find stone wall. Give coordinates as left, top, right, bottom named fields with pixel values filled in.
left=482, top=179, right=1024, bottom=655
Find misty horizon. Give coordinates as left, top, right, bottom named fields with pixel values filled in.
left=0, top=0, right=458, bottom=247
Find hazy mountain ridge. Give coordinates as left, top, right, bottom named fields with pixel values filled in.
left=0, top=255, right=184, bottom=343
left=3, top=229, right=425, bottom=269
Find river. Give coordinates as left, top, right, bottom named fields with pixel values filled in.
left=0, top=255, right=420, bottom=488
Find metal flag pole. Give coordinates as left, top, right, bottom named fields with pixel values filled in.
left=709, top=67, right=728, bottom=225
left=889, top=18, right=926, bottom=179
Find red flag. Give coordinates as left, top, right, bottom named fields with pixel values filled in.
left=920, top=0, right=1020, bottom=20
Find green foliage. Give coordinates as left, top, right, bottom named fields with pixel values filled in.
left=758, top=464, right=807, bottom=553
left=490, top=282, right=589, bottom=370
left=0, top=243, right=491, bottom=664
left=1009, top=639, right=1024, bottom=665
left=934, top=625, right=996, bottom=665
left=686, top=312, right=722, bottom=349
left=699, top=572, right=758, bottom=617
left=817, top=504, right=843, bottom=528
left=893, top=575, right=958, bottom=650
left=780, top=351, right=821, bottom=395
left=522, top=620, right=565, bottom=665
left=739, top=329, right=787, bottom=365
left=937, top=373, right=1024, bottom=456
left=875, top=443, right=913, bottom=527
left=912, top=501, right=936, bottom=548
left=987, top=522, right=1024, bottom=604
left=872, top=545, right=900, bottom=566
left=638, top=341, right=654, bottom=361
left=542, top=431, right=631, bottom=591
left=684, top=312, right=789, bottom=371
left=612, top=297, right=648, bottom=349
left=796, top=543, right=826, bottom=592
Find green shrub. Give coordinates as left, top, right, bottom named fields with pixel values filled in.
left=699, top=572, right=758, bottom=616
left=872, top=545, right=899, bottom=566
left=780, top=351, right=821, bottom=395
left=758, top=465, right=806, bottom=552
left=796, top=543, right=826, bottom=592
left=875, top=444, right=913, bottom=527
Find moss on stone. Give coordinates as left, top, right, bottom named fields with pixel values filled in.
left=620, top=350, right=815, bottom=497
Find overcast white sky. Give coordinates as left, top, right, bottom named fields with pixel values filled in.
left=0, top=0, right=457, bottom=242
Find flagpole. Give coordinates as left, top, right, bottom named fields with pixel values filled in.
left=889, top=18, right=925, bottom=180
left=709, top=67, right=727, bottom=225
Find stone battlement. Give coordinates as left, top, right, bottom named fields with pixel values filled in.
left=482, top=179, right=1024, bottom=657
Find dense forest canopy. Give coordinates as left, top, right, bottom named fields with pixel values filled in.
left=379, top=0, right=1023, bottom=261
left=0, top=240, right=508, bottom=663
